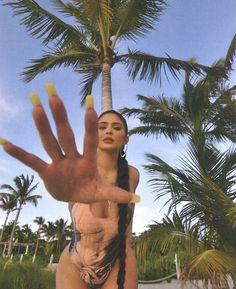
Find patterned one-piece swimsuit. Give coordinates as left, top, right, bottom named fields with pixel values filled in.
left=68, top=203, right=130, bottom=289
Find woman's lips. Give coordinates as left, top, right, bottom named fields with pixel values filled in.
left=103, top=138, right=114, bottom=143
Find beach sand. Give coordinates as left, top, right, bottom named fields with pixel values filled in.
left=138, top=279, right=234, bottom=289
left=138, top=280, right=197, bottom=289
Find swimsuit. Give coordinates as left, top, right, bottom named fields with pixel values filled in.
left=68, top=203, right=132, bottom=289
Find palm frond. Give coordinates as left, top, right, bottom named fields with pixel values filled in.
left=121, top=94, right=191, bottom=140
left=75, top=0, right=112, bottom=26
left=23, top=195, right=42, bottom=206
left=52, top=0, right=99, bottom=45
left=119, top=50, right=212, bottom=85
left=225, top=33, right=236, bottom=70
left=182, top=249, right=236, bottom=289
left=111, top=0, right=167, bottom=46
left=27, top=183, right=40, bottom=195
left=0, top=193, right=17, bottom=211
left=22, top=47, right=95, bottom=82
left=143, top=153, right=191, bottom=208
left=211, top=86, right=236, bottom=143
left=4, top=0, right=96, bottom=48
left=135, top=212, right=203, bottom=272
left=74, top=0, right=112, bottom=52
left=78, top=68, right=101, bottom=105
left=0, top=184, right=17, bottom=194
left=201, top=59, right=228, bottom=85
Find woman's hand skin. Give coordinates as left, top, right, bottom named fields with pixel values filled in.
left=0, top=85, right=140, bottom=204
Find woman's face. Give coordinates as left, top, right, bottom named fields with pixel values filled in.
left=98, top=113, right=128, bottom=152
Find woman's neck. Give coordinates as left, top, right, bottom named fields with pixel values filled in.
left=97, top=149, right=119, bottom=172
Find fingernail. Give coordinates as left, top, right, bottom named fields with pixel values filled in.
left=0, top=138, right=8, bottom=145
left=29, top=92, right=42, bottom=106
left=130, top=194, right=141, bottom=203
left=45, top=83, right=58, bottom=97
left=85, top=95, right=94, bottom=109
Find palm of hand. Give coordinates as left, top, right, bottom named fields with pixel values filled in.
left=40, top=156, right=98, bottom=203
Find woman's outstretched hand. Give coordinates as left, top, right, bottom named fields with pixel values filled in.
left=0, top=84, right=140, bottom=204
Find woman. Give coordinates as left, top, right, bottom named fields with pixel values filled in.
left=0, top=83, right=140, bottom=289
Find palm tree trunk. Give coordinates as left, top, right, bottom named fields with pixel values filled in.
left=101, top=62, right=112, bottom=112
left=0, top=210, right=10, bottom=242
left=33, top=230, right=40, bottom=258
left=7, top=206, right=22, bottom=257
left=57, top=239, right=60, bottom=254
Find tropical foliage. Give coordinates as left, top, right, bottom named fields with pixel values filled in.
left=122, top=34, right=236, bottom=287
left=3, top=0, right=212, bottom=111
left=0, top=260, right=55, bottom=289
left=0, top=175, right=41, bottom=256
left=33, top=216, right=45, bottom=258
left=0, top=218, right=72, bottom=262
left=0, top=193, right=17, bottom=242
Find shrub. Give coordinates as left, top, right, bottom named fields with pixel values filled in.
left=0, top=260, right=55, bottom=289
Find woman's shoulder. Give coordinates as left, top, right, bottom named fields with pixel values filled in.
left=128, top=165, right=140, bottom=190
left=128, top=165, right=139, bottom=177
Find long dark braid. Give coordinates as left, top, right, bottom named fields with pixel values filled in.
left=117, top=152, right=129, bottom=289
left=98, top=110, right=130, bottom=289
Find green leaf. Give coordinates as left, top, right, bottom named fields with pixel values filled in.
left=119, top=50, right=211, bottom=84
left=22, top=47, right=95, bottom=82
left=182, top=249, right=236, bottom=288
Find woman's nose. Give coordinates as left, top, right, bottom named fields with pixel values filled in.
left=105, top=126, right=112, bottom=134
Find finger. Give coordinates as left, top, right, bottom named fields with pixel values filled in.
left=45, top=83, right=79, bottom=158
left=30, top=93, right=64, bottom=161
left=1, top=141, right=47, bottom=174
left=83, top=101, right=98, bottom=162
left=96, top=183, right=141, bottom=204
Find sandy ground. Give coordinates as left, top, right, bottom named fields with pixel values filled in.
left=47, top=265, right=234, bottom=289
left=138, top=279, right=234, bottom=289
left=138, top=280, right=198, bottom=289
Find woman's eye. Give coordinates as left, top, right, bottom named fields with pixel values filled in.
left=114, top=127, right=122, bottom=130
left=98, top=126, right=106, bottom=130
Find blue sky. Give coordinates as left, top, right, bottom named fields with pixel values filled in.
left=0, top=0, right=235, bottom=234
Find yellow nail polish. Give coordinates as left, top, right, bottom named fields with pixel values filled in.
left=45, top=83, right=58, bottom=97
left=29, top=92, right=42, bottom=106
left=0, top=138, right=7, bottom=145
left=130, top=194, right=141, bottom=203
left=85, top=95, right=94, bottom=109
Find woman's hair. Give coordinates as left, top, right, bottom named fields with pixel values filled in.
left=98, top=110, right=129, bottom=289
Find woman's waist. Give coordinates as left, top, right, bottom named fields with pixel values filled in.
left=78, top=232, right=117, bottom=248
left=70, top=241, right=112, bottom=268
left=75, top=220, right=118, bottom=237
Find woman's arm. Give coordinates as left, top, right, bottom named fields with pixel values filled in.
left=1, top=86, right=139, bottom=205
left=124, top=166, right=140, bottom=288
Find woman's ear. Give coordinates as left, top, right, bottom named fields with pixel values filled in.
left=124, top=135, right=129, bottom=145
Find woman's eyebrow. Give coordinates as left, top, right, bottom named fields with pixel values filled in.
left=112, top=122, right=123, bottom=126
left=98, top=121, right=123, bottom=125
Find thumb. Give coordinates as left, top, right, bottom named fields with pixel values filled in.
left=96, top=184, right=141, bottom=204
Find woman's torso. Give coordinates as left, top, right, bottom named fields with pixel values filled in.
left=69, top=201, right=119, bottom=266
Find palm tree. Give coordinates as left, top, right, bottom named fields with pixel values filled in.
left=54, top=218, right=71, bottom=254
left=121, top=56, right=236, bottom=286
left=21, top=224, right=35, bottom=253
left=135, top=212, right=201, bottom=279
left=0, top=174, right=42, bottom=256
left=1, top=221, right=15, bottom=256
left=41, top=221, right=56, bottom=256
left=136, top=145, right=236, bottom=285
left=33, top=216, right=45, bottom=259
left=121, top=71, right=235, bottom=145
left=121, top=32, right=236, bottom=142
left=1, top=221, right=14, bottom=242
left=0, top=193, right=17, bottom=242
left=3, top=0, right=213, bottom=111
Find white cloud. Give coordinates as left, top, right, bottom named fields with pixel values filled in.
left=0, top=93, right=20, bottom=120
